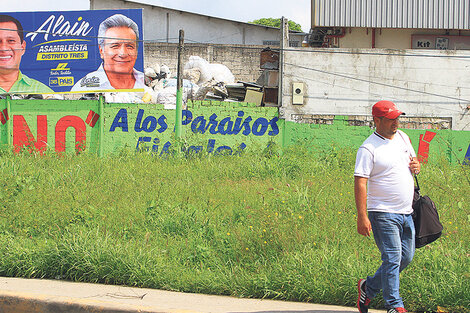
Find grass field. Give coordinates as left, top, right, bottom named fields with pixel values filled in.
left=0, top=143, right=468, bottom=312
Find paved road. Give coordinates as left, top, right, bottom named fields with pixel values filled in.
left=0, top=277, right=386, bottom=313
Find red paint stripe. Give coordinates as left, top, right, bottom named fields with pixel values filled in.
left=417, top=134, right=428, bottom=163
left=90, top=113, right=100, bottom=127
left=85, top=110, right=94, bottom=125
left=0, top=109, right=8, bottom=124
left=417, top=131, right=437, bottom=164
left=422, top=131, right=436, bottom=143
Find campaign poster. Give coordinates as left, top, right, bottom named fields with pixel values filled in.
left=0, top=9, right=144, bottom=94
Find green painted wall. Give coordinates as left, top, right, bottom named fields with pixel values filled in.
left=0, top=98, right=100, bottom=154
left=103, top=100, right=280, bottom=156
left=0, top=98, right=280, bottom=157
left=284, top=115, right=470, bottom=164
left=1, top=97, right=469, bottom=164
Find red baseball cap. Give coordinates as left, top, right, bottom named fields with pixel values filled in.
left=372, top=100, right=405, bottom=119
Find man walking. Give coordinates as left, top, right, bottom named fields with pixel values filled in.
left=354, top=100, right=421, bottom=313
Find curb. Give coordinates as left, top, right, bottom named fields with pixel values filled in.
left=0, top=290, right=177, bottom=313
left=0, top=277, right=386, bottom=313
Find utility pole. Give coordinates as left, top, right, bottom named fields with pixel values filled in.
left=279, top=17, right=289, bottom=149
left=278, top=17, right=288, bottom=110
left=175, top=29, right=184, bottom=139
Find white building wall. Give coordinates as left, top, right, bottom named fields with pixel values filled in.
left=281, top=48, right=470, bottom=130
left=334, top=28, right=470, bottom=49
left=90, top=0, right=303, bottom=45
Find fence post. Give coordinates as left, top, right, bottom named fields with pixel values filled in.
left=99, top=94, right=104, bottom=157
left=175, top=29, right=184, bottom=139
left=282, top=119, right=288, bottom=148
left=279, top=18, right=289, bottom=150
left=6, top=94, right=11, bottom=147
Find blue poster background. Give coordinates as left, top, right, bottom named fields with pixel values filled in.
left=1, top=9, right=143, bottom=93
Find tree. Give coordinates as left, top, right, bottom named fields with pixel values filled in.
left=249, top=18, right=302, bottom=32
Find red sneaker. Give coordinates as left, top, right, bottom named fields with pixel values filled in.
left=357, top=279, right=371, bottom=313
left=387, top=308, right=408, bottom=313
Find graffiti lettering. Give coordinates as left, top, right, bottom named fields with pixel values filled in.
left=110, top=108, right=129, bottom=132
left=136, top=137, right=247, bottom=156
left=55, top=116, right=86, bottom=153
left=134, top=109, right=168, bottom=133
left=464, top=144, right=470, bottom=165
left=13, top=115, right=48, bottom=153
left=12, top=115, right=86, bottom=154
left=180, top=110, right=279, bottom=136
left=110, top=109, right=279, bottom=137
left=417, top=131, right=437, bottom=163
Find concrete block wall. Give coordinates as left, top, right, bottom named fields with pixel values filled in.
left=144, top=43, right=265, bottom=83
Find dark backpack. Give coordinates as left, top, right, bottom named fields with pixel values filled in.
left=412, top=176, right=443, bottom=248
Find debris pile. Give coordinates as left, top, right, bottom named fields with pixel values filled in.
left=11, top=49, right=280, bottom=106
left=182, top=56, right=235, bottom=101
left=142, top=62, right=197, bottom=108
left=184, top=56, right=235, bottom=86
left=256, top=48, right=279, bottom=106
left=140, top=56, right=241, bottom=107
left=175, top=48, right=280, bottom=106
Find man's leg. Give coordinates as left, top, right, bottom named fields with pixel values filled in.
left=366, top=212, right=404, bottom=309
left=400, top=214, right=415, bottom=272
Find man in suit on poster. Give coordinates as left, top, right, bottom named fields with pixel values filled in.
left=71, top=13, right=144, bottom=92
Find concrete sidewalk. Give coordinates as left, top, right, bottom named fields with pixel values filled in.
left=0, top=277, right=385, bottom=313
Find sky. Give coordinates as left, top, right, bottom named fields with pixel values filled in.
left=3, top=0, right=311, bottom=32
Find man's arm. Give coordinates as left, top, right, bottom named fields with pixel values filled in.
left=409, top=156, right=421, bottom=175
left=354, top=176, right=371, bottom=237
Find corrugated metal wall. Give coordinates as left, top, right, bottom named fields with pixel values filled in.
left=314, top=0, right=470, bottom=29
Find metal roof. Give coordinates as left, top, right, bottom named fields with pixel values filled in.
left=313, top=0, right=470, bottom=29
left=95, top=0, right=304, bottom=33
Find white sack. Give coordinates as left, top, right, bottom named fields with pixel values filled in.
left=184, top=56, right=212, bottom=85
left=144, top=67, right=157, bottom=78
left=208, top=63, right=235, bottom=84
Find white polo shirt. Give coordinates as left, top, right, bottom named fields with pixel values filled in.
left=354, top=130, right=416, bottom=214
left=71, top=64, right=145, bottom=92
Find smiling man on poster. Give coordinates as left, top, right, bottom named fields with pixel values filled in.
left=0, top=14, right=53, bottom=94
left=71, top=13, right=145, bottom=92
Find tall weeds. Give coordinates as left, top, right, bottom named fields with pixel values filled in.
left=0, top=143, right=468, bottom=312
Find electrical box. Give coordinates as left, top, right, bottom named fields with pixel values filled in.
left=292, top=82, right=304, bottom=105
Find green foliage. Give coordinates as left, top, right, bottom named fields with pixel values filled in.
left=0, top=145, right=468, bottom=312
left=249, top=18, right=302, bottom=32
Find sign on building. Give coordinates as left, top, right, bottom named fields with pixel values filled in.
left=412, top=35, right=470, bottom=50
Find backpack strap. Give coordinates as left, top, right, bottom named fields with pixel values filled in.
left=397, top=130, right=421, bottom=186
left=414, top=174, right=421, bottom=195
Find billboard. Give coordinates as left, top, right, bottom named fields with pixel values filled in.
left=0, top=9, right=144, bottom=94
